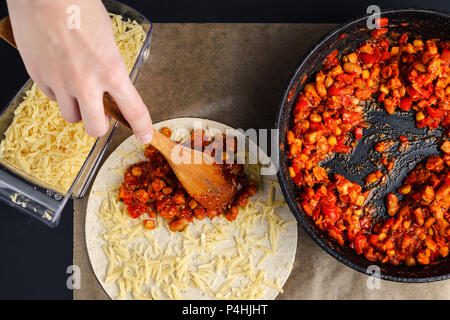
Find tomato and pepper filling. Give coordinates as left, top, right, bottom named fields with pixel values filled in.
left=287, top=20, right=450, bottom=266
left=119, top=128, right=257, bottom=232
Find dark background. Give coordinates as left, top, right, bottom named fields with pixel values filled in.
left=0, top=0, right=448, bottom=300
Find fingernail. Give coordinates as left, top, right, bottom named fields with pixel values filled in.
left=139, top=133, right=153, bottom=144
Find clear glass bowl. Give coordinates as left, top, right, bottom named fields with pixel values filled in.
left=0, top=0, right=153, bottom=227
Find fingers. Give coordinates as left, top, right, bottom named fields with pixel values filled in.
left=33, top=80, right=57, bottom=101
left=108, top=78, right=153, bottom=144
left=77, top=90, right=109, bottom=138
left=35, top=80, right=83, bottom=124
left=55, top=93, right=82, bottom=123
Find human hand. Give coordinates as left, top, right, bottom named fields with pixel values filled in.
left=6, top=0, right=153, bottom=143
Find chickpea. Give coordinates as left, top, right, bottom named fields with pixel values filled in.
left=324, top=76, right=334, bottom=88
left=226, top=206, right=239, bottom=221
left=188, top=199, right=198, bottom=210
left=131, top=166, right=142, bottom=176
left=424, top=217, right=436, bottom=228
left=421, top=186, right=435, bottom=203
left=151, top=179, right=166, bottom=192
left=359, top=43, right=373, bottom=54
left=390, top=46, right=399, bottom=54
left=440, top=247, right=449, bottom=258
left=143, top=219, right=156, bottom=230
left=355, top=195, right=365, bottom=206
left=386, top=193, right=399, bottom=217
left=343, top=62, right=362, bottom=74
left=301, top=120, right=310, bottom=133
left=379, top=84, right=389, bottom=95
left=366, top=170, right=383, bottom=184
left=347, top=52, right=358, bottom=64
left=310, top=113, right=322, bottom=122
left=430, top=203, right=443, bottom=220
left=327, top=136, right=337, bottom=146
left=289, top=167, right=296, bottom=178
left=416, top=111, right=425, bottom=121
left=248, top=180, right=258, bottom=196
left=312, top=166, right=327, bottom=181
left=413, top=39, right=424, bottom=48
left=172, top=192, right=186, bottom=205
left=160, top=126, right=172, bottom=138
left=169, top=218, right=189, bottom=232
left=290, top=143, right=298, bottom=156
left=427, top=40, right=438, bottom=54
left=162, top=186, right=173, bottom=195
left=387, top=249, right=396, bottom=257
left=304, top=83, right=318, bottom=96
left=441, top=140, right=450, bottom=154
left=403, top=43, right=417, bottom=54
left=160, top=206, right=177, bottom=220
left=425, top=238, right=437, bottom=251
left=403, top=220, right=411, bottom=229
left=334, top=127, right=342, bottom=136
left=316, top=81, right=327, bottom=97
left=287, top=130, right=295, bottom=144
left=412, top=61, right=427, bottom=73
left=194, top=207, right=206, bottom=220
left=305, top=131, right=320, bottom=144
left=329, top=65, right=344, bottom=78
left=133, top=189, right=149, bottom=203
left=414, top=208, right=424, bottom=226
left=381, top=65, right=392, bottom=78
left=237, top=192, right=249, bottom=207
left=361, top=69, right=370, bottom=79
left=119, top=185, right=132, bottom=201
left=398, top=184, right=411, bottom=194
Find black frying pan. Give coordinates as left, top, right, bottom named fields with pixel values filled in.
left=276, top=8, right=450, bottom=282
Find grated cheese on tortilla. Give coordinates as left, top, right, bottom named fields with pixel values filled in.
left=96, top=140, right=296, bottom=300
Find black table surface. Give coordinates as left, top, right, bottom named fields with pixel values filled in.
left=0, top=0, right=448, bottom=300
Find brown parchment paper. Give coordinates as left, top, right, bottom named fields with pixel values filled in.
left=74, top=23, right=450, bottom=300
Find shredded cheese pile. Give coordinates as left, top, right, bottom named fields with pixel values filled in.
left=110, top=14, right=146, bottom=74
left=98, top=183, right=294, bottom=300
left=0, top=14, right=146, bottom=193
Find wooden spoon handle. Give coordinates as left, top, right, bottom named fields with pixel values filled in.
left=102, top=92, right=131, bottom=129
left=103, top=92, right=173, bottom=155
left=0, top=17, right=16, bottom=48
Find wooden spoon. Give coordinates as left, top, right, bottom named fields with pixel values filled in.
left=102, top=95, right=236, bottom=211
left=0, top=16, right=235, bottom=211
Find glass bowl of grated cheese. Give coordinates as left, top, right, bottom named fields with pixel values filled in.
left=0, top=0, right=153, bottom=227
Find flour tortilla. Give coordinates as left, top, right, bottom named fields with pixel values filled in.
left=85, top=118, right=297, bottom=299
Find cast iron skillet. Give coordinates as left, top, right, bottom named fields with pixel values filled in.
left=276, top=9, right=450, bottom=282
